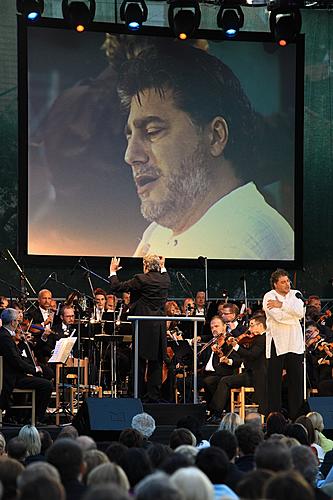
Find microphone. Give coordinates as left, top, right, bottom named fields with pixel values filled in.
left=70, top=257, right=82, bottom=275
left=295, top=292, right=306, bottom=303
left=40, top=273, right=55, bottom=288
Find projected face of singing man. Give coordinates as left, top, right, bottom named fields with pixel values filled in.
left=124, top=88, right=241, bottom=235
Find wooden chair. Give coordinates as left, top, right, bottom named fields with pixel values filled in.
left=0, top=356, right=36, bottom=426
left=230, top=386, right=260, bottom=421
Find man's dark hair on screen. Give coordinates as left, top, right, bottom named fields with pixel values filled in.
left=117, top=41, right=258, bottom=183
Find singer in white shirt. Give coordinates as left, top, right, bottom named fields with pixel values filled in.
left=263, top=269, right=305, bottom=420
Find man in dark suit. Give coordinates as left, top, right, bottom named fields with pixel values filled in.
left=26, top=288, right=55, bottom=329
left=109, top=254, right=170, bottom=402
left=208, top=315, right=267, bottom=415
left=0, top=308, right=52, bottom=423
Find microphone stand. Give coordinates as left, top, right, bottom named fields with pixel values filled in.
left=6, top=249, right=36, bottom=296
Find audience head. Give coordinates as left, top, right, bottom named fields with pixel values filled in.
left=176, top=416, right=204, bottom=446
left=195, top=446, right=229, bottom=484
left=290, top=444, right=319, bottom=486
left=209, top=430, right=237, bottom=460
left=135, top=471, right=183, bottom=500
left=87, top=462, right=130, bottom=491
left=263, top=470, right=315, bottom=500
left=171, top=466, right=214, bottom=500
left=6, top=437, right=27, bottom=463
left=235, top=423, right=264, bottom=455
left=218, top=412, right=243, bottom=434
left=237, top=468, right=274, bottom=499
left=169, top=428, right=196, bottom=449
left=118, top=447, right=152, bottom=488
left=147, top=443, right=173, bottom=469
left=38, top=430, right=53, bottom=456
left=17, top=462, right=61, bottom=489
left=56, top=425, right=78, bottom=440
left=174, top=445, right=198, bottom=464
left=285, top=423, right=309, bottom=446
left=0, top=456, right=24, bottom=500
left=160, top=452, right=192, bottom=475
left=76, top=435, right=97, bottom=452
left=18, top=425, right=41, bottom=457
left=255, top=440, right=293, bottom=472
left=83, top=450, right=109, bottom=482
left=131, top=413, right=156, bottom=439
left=244, top=412, right=263, bottom=429
left=295, top=416, right=315, bottom=445
left=265, top=412, right=288, bottom=437
left=105, top=442, right=128, bottom=464
left=46, top=439, right=85, bottom=483
left=18, top=476, right=65, bottom=500
left=82, top=484, right=131, bottom=500
left=306, top=411, right=324, bottom=444
left=119, top=428, right=144, bottom=448
left=0, top=434, right=6, bottom=456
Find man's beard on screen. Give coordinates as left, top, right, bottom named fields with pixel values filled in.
left=139, top=143, right=211, bottom=230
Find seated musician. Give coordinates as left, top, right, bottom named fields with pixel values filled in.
left=306, top=320, right=333, bottom=394
left=93, top=288, right=107, bottom=321
left=200, top=316, right=241, bottom=419
left=34, top=306, right=77, bottom=364
left=0, top=308, right=52, bottom=424
left=26, top=289, right=55, bottom=331
left=205, top=314, right=267, bottom=421
left=218, top=302, right=247, bottom=337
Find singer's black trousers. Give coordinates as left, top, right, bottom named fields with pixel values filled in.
left=267, top=341, right=304, bottom=420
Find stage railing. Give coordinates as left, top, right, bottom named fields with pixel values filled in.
left=128, top=315, right=205, bottom=403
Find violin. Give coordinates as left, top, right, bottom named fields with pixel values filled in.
left=226, top=331, right=256, bottom=348
left=20, top=318, right=53, bottom=336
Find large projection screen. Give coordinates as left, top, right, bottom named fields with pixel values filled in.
left=19, top=20, right=303, bottom=264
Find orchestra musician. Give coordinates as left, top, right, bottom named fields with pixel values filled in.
left=0, top=308, right=52, bottom=424
left=218, top=302, right=247, bottom=337
left=200, top=316, right=241, bottom=421
left=206, top=314, right=267, bottom=418
left=26, top=289, right=54, bottom=332
left=109, top=254, right=170, bottom=402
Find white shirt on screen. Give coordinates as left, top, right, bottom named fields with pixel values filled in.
left=134, top=182, right=294, bottom=260
left=263, top=288, right=304, bottom=357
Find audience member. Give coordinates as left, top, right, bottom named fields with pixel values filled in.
left=19, top=476, right=65, bottom=500
left=147, top=443, right=173, bottom=469
left=56, top=425, right=78, bottom=440
left=119, top=428, right=144, bottom=448
left=169, top=428, right=196, bottom=449
left=38, top=429, right=53, bottom=456
left=160, top=453, right=193, bottom=475
left=174, top=445, right=198, bottom=463
left=264, top=470, right=315, bottom=500
left=0, top=434, right=6, bottom=456
left=196, top=447, right=238, bottom=499
left=255, top=440, right=293, bottom=472
left=171, top=466, right=214, bottom=500
left=235, top=424, right=264, bottom=472
left=18, top=425, right=44, bottom=464
left=176, top=416, right=209, bottom=449
left=209, top=430, right=244, bottom=490
left=285, top=422, right=310, bottom=446
left=46, top=439, right=87, bottom=500
left=135, top=471, right=183, bottom=500
left=6, top=437, right=27, bottom=463
left=105, top=442, right=128, bottom=464
left=117, top=448, right=152, bottom=490
left=82, top=484, right=131, bottom=500
left=218, top=412, right=243, bottom=434
left=17, top=461, right=61, bottom=489
left=244, top=412, right=263, bottom=429
left=307, top=412, right=333, bottom=453
left=236, top=468, right=274, bottom=499
left=0, top=456, right=24, bottom=500
left=265, top=411, right=288, bottom=438
left=82, top=450, right=109, bottom=484
left=87, top=463, right=130, bottom=491
left=76, top=436, right=97, bottom=452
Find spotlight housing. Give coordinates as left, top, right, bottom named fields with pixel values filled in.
left=62, top=0, right=96, bottom=32
left=120, top=0, right=148, bottom=30
left=17, top=0, right=44, bottom=21
left=168, top=0, right=201, bottom=40
left=217, top=5, right=244, bottom=38
left=269, top=8, right=302, bottom=46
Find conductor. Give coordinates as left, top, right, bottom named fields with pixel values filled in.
left=109, top=255, right=170, bottom=402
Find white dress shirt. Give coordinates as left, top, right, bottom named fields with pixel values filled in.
left=263, top=289, right=304, bottom=357
left=134, top=182, right=294, bottom=260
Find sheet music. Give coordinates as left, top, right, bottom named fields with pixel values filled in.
left=48, top=337, right=77, bottom=364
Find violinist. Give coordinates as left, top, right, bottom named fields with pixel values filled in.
left=200, top=316, right=241, bottom=419
left=305, top=320, right=333, bottom=391
left=206, top=315, right=267, bottom=420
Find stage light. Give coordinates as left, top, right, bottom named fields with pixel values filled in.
left=269, top=8, right=302, bottom=46
left=217, top=5, right=244, bottom=38
left=62, top=0, right=96, bottom=32
left=168, top=0, right=201, bottom=40
left=17, top=0, right=44, bottom=21
left=120, top=0, right=148, bottom=30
